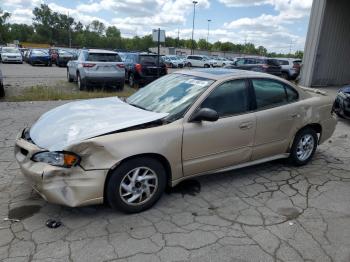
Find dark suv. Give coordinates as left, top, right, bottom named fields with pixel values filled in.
left=123, top=53, right=167, bottom=87
left=225, top=57, right=282, bottom=76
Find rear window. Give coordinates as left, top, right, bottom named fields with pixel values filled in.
left=139, top=55, right=161, bottom=65
left=87, top=53, right=122, bottom=62
left=293, top=60, right=302, bottom=66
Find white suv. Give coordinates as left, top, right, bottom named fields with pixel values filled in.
left=186, top=55, right=216, bottom=68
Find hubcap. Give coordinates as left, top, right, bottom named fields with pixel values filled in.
left=296, top=134, right=315, bottom=161
left=119, top=167, right=158, bottom=206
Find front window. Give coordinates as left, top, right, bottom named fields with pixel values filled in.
left=32, top=50, right=47, bottom=55
left=2, top=48, right=20, bottom=54
left=127, top=74, right=215, bottom=121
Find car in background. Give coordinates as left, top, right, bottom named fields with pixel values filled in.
left=214, top=57, right=233, bottom=67
left=225, top=57, right=282, bottom=76
left=67, top=49, right=125, bottom=91
left=185, top=55, right=217, bottom=68
left=275, top=58, right=302, bottom=80
left=0, top=47, right=23, bottom=63
left=162, top=55, right=185, bottom=68
left=333, top=85, right=350, bottom=119
left=124, top=53, right=167, bottom=87
left=0, top=68, right=4, bottom=98
left=14, top=69, right=337, bottom=213
left=28, top=49, right=52, bottom=66
left=56, top=49, right=76, bottom=67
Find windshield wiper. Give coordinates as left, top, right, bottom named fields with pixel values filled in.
left=128, top=102, right=149, bottom=111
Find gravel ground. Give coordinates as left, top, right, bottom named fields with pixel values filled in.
left=0, top=99, right=350, bottom=262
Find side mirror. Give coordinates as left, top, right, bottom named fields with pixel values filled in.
left=190, top=108, right=219, bottom=122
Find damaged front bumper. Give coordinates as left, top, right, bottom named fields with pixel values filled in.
left=14, top=130, right=108, bottom=207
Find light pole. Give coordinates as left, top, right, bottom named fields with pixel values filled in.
left=191, top=1, right=198, bottom=55
left=207, top=19, right=211, bottom=51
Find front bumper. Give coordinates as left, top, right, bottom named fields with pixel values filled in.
left=2, top=56, right=22, bottom=63
left=14, top=131, right=107, bottom=207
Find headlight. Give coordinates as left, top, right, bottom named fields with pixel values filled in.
left=32, top=151, right=80, bottom=168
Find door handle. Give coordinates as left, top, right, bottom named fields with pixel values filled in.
left=239, top=122, right=253, bottom=130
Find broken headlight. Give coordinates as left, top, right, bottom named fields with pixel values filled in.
left=31, top=151, right=80, bottom=168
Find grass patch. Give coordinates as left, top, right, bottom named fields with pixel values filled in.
left=7, top=85, right=136, bottom=102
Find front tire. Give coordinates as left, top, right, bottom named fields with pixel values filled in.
left=289, top=128, right=318, bottom=166
left=67, top=70, right=73, bottom=82
left=107, top=157, right=166, bottom=213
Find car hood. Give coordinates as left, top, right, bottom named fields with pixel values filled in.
left=29, top=97, right=168, bottom=151
left=339, top=86, right=350, bottom=94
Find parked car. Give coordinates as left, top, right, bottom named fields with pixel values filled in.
left=56, top=49, right=76, bottom=67
left=124, top=53, right=167, bottom=87
left=275, top=58, right=302, bottom=80
left=0, top=68, right=4, bottom=98
left=67, top=49, right=125, bottom=90
left=225, top=57, right=282, bottom=76
left=333, top=85, right=350, bottom=119
left=15, top=69, right=337, bottom=213
left=185, top=55, right=217, bottom=68
left=214, top=57, right=233, bottom=67
left=0, top=47, right=23, bottom=63
left=162, top=55, right=185, bottom=68
left=49, top=48, right=59, bottom=64
left=28, top=49, right=51, bottom=66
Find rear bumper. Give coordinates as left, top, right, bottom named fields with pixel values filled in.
left=85, top=76, right=125, bottom=86
left=14, top=131, right=107, bottom=207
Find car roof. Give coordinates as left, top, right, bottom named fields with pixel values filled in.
left=87, top=49, right=118, bottom=54
left=174, top=68, right=283, bottom=81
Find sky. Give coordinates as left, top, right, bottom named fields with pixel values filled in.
left=1, top=0, right=313, bottom=53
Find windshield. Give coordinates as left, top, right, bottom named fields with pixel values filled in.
left=32, top=50, right=47, bottom=55
left=127, top=74, right=214, bottom=121
left=2, top=48, right=20, bottom=54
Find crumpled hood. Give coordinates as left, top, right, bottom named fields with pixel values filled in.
left=30, top=97, right=168, bottom=151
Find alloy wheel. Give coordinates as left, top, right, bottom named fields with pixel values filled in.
left=119, top=167, right=158, bottom=206
left=296, top=134, right=315, bottom=161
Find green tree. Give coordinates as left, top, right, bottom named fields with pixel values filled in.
left=0, top=9, right=11, bottom=43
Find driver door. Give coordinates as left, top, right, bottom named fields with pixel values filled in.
left=182, top=79, right=256, bottom=176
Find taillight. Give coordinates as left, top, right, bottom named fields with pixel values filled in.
left=117, top=64, right=125, bottom=68
left=82, top=63, right=95, bottom=68
left=135, top=63, right=142, bottom=73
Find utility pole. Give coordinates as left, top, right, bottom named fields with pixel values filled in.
left=68, top=12, right=72, bottom=48
left=191, top=1, right=198, bottom=55
left=177, top=28, right=180, bottom=48
left=289, top=40, right=293, bottom=54
left=207, top=19, right=211, bottom=51
left=157, top=28, right=160, bottom=78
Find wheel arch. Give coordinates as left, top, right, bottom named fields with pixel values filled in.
left=289, top=123, right=322, bottom=150
left=103, top=153, right=172, bottom=204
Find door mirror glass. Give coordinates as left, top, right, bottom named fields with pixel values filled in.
left=190, top=108, right=219, bottom=122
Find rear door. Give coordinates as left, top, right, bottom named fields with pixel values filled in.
left=86, top=52, right=124, bottom=77
left=250, top=78, right=301, bottom=160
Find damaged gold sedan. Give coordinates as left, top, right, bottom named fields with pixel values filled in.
left=15, top=69, right=337, bottom=213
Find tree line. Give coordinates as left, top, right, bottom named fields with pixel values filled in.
left=0, top=5, right=303, bottom=58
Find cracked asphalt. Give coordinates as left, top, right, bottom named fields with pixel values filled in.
left=0, top=100, right=350, bottom=262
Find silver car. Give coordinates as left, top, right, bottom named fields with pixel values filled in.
left=67, top=49, right=125, bottom=90
left=0, top=47, right=23, bottom=63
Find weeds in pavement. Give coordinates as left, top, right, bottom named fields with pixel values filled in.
left=7, top=85, right=136, bottom=102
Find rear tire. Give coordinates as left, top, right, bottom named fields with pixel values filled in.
left=281, top=72, right=289, bottom=80
left=129, top=73, right=136, bottom=88
left=67, top=70, right=73, bottom=82
left=187, top=62, right=192, bottom=67
left=289, top=128, right=318, bottom=166
left=107, top=157, right=166, bottom=213
left=77, top=73, right=86, bottom=91
left=0, top=83, right=5, bottom=98
left=204, top=64, right=210, bottom=68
